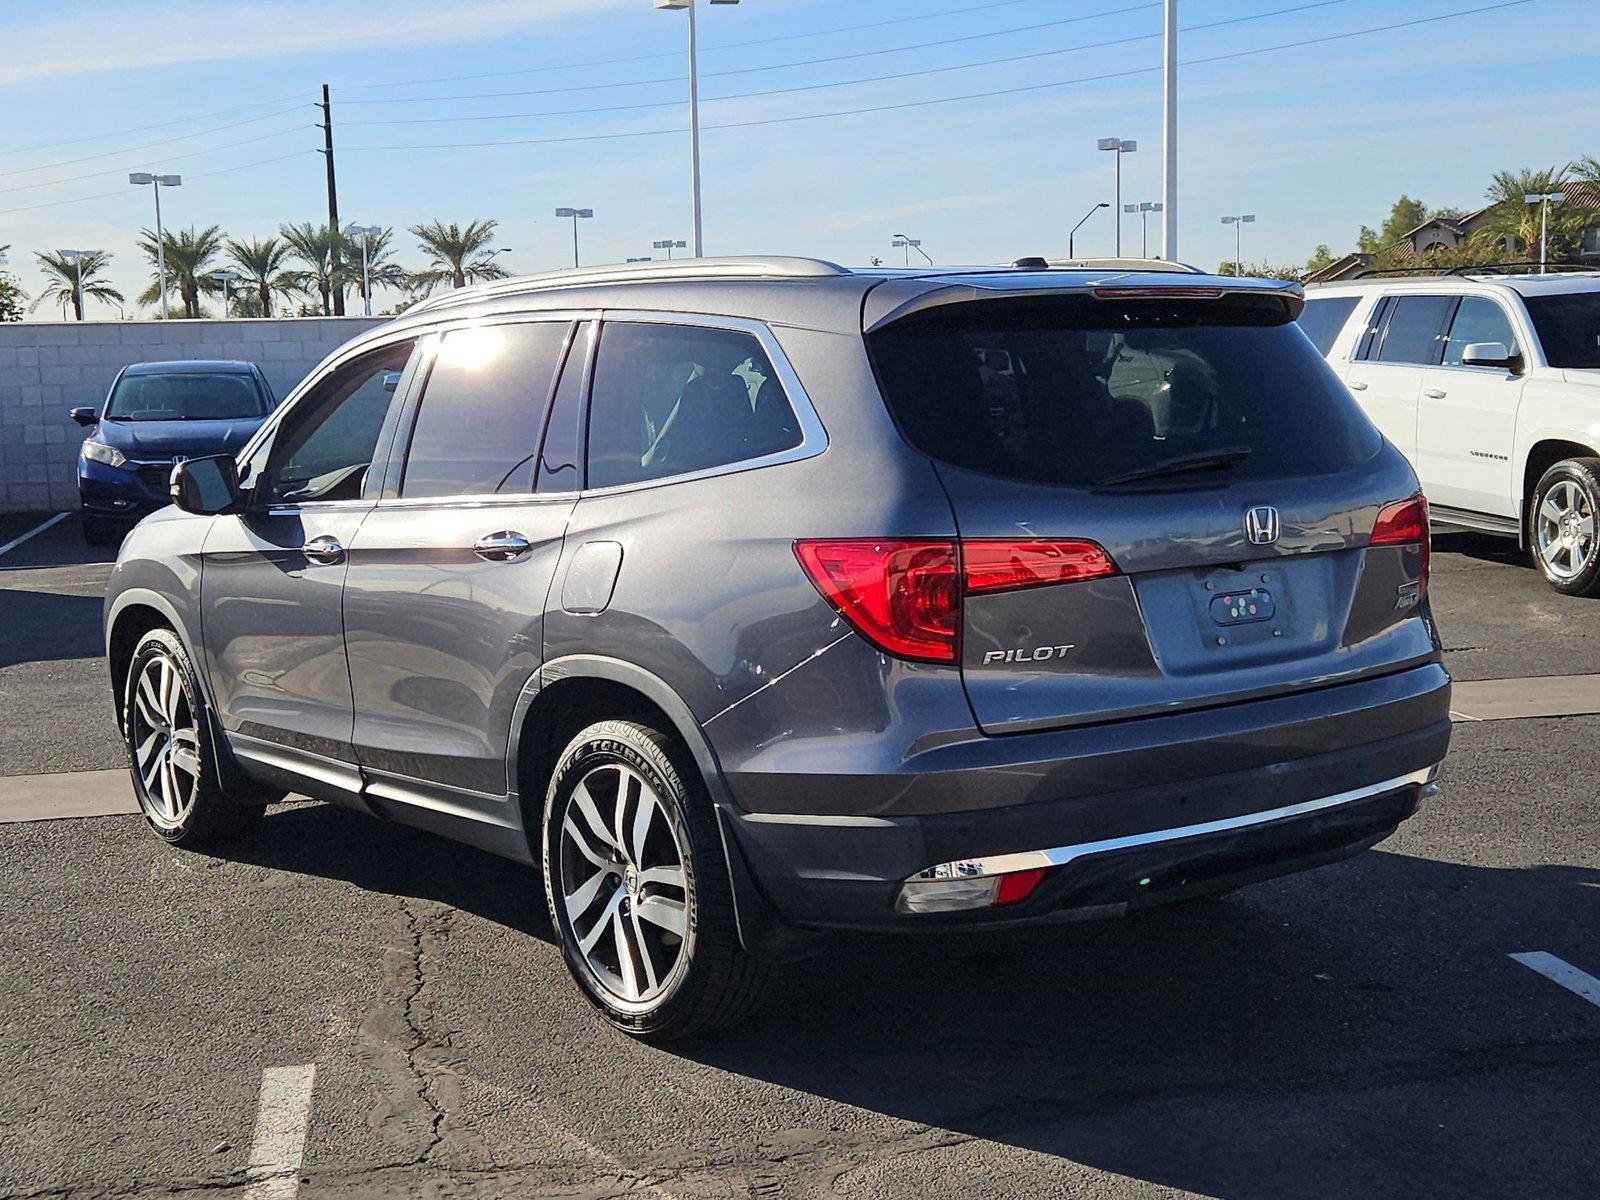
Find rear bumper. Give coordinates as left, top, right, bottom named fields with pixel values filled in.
left=719, top=663, right=1450, bottom=936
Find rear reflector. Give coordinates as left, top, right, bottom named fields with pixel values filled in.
left=994, top=867, right=1048, bottom=906
left=895, top=863, right=1050, bottom=913
left=1370, top=493, right=1430, bottom=597
left=795, top=537, right=1119, bottom=664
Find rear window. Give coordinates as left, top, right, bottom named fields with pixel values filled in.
left=1523, top=291, right=1600, bottom=368
left=868, top=294, right=1381, bottom=488
left=1296, top=295, right=1359, bottom=356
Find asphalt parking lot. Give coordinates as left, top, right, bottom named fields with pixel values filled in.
left=0, top=515, right=1596, bottom=1199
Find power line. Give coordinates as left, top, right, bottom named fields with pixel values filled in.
left=335, top=0, right=1063, bottom=92
left=339, top=1, right=1532, bottom=153
left=337, top=2, right=1161, bottom=105
left=338, top=0, right=1359, bottom=130
left=0, top=126, right=310, bottom=198
left=0, top=150, right=318, bottom=217
left=0, top=106, right=309, bottom=180
left=0, top=94, right=307, bottom=162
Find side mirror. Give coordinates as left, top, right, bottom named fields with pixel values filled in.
left=70, top=406, right=99, bottom=427
left=1461, top=341, right=1517, bottom=370
left=380, top=371, right=403, bottom=393
left=170, top=455, right=241, bottom=515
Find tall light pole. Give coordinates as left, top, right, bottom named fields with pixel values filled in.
left=654, top=0, right=740, bottom=258
left=1161, top=0, right=1178, bottom=260
left=345, top=224, right=381, bottom=314
left=555, top=208, right=594, bottom=268
left=1221, top=214, right=1256, bottom=277
left=1124, top=201, right=1164, bottom=257
left=1097, top=138, right=1137, bottom=255
left=892, top=233, right=933, bottom=267
left=653, top=238, right=687, bottom=260
left=1525, top=191, right=1566, bottom=273
left=1069, top=202, right=1110, bottom=258
left=58, top=249, right=98, bottom=321
left=129, top=172, right=181, bottom=319
left=210, top=268, right=242, bottom=317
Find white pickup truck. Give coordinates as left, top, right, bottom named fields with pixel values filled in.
left=1302, top=273, right=1600, bottom=595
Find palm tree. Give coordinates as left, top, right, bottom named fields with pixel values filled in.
left=1473, top=165, right=1583, bottom=265
left=279, top=221, right=348, bottom=316
left=345, top=226, right=409, bottom=309
left=32, top=250, right=125, bottom=321
left=407, top=219, right=509, bottom=294
left=138, top=224, right=225, bottom=318
left=227, top=236, right=296, bottom=318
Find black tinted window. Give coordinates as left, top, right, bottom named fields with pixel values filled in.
left=1296, top=296, right=1359, bottom=356
left=1443, top=297, right=1518, bottom=366
left=1375, top=295, right=1453, bottom=364
left=537, top=321, right=594, bottom=493
left=265, top=341, right=415, bottom=504
left=869, top=295, right=1381, bottom=488
left=1524, top=292, right=1600, bottom=368
left=587, top=323, right=803, bottom=488
left=400, top=322, right=569, bottom=498
left=105, top=372, right=268, bottom=421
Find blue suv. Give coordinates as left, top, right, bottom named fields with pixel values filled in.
left=73, top=360, right=275, bottom=544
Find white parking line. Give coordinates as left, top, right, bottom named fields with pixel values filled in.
left=1510, top=951, right=1600, bottom=1008
left=244, top=1064, right=317, bottom=1200
left=0, top=512, right=68, bottom=559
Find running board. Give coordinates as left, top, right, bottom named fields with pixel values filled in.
left=1430, top=504, right=1520, bottom=538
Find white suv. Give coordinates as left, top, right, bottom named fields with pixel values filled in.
left=1302, top=273, right=1600, bottom=595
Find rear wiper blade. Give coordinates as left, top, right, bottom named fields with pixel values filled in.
left=1096, top=446, right=1252, bottom=488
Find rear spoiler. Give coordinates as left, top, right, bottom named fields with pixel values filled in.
left=862, top=276, right=1304, bottom=333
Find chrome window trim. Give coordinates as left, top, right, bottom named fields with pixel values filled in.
left=578, top=309, right=829, bottom=498
left=904, top=765, right=1440, bottom=882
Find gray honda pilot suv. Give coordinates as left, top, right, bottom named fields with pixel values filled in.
left=103, top=257, right=1450, bottom=1038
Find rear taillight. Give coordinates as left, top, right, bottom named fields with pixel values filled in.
left=794, top=538, right=1118, bottom=663
left=1370, top=493, right=1430, bottom=597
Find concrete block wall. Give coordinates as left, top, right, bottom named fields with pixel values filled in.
left=0, top=316, right=388, bottom=512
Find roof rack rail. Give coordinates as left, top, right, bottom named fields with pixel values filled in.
left=1350, top=259, right=1600, bottom=280
left=407, top=255, right=851, bottom=314
left=1044, top=257, right=1205, bottom=274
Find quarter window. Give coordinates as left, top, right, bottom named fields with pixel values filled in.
left=1296, top=296, right=1360, bottom=356
left=1442, top=297, right=1518, bottom=366
left=586, top=322, right=803, bottom=489
left=400, top=322, right=570, bottom=498
left=260, top=340, right=416, bottom=504
left=1375, top=295, right=1454, bottom=365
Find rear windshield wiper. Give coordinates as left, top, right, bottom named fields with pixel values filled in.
left=1095, top=446, right=1252, bottom=488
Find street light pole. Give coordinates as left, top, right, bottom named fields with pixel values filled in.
left=129, top=173, right=182, bottom=319
left=345, top=225, right=381, bottom=315
left=555, top=208, right=594, bottom=268
left=1125, top=202, right=1164, bottom=257
left=1069, top=202, right=1110, bottom=258
left=210, top=269, right=242, bottom=317
left=654, top=0, right=740, bottom=258
left=892, top=233, right=933, bottom=266
left=1525, top=191, right=1566, bottom=273
left=1221, top=214, right=1255, bottom=277
left=1098, top=139, right=1137, bottom=255
left=1161, top=0, right=1178, bottom=260
left=654, top=239, right=686, bottom=259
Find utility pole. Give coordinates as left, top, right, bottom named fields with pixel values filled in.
left=1161, top=0, right=1178, bottom=260
left=319, top=84, right=345, bottom=316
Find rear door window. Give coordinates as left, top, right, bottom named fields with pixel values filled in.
left=868, top=294, right=1381, bottom=488
left=1296, top=295, right=1360, bottom=356
left=586, top=322, right=803, bottom=489
left=400, top=321, right=570, bottom=498
left=1374, top=295, right=1454, bottom=365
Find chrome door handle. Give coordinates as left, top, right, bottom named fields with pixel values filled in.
left=473, top=531, right=533, bottom=562
left=1348, top=380, right=1369, bottom=391
left=301, top=535, right=344, bottom=564
left=1423, top=388, right=1447, bottom=399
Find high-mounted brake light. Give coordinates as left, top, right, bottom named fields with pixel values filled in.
left=1369, top=493, right=1430, bottom=597
left=1091, top=286, right=1225, bottom=300
left=794, top=538, right=1119, bottom=663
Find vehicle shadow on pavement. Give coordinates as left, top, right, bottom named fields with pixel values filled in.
left=1433, top=529, right=1528, bottom=568
left=0, top=588, right=107, bottom=669
left=686, top=851, right=1600, bottom=1199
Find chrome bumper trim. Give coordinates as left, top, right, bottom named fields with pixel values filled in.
left=907, top=764, right=1440, bottom=883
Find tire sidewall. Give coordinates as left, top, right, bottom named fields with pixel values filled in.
left=1529, top=459, right=1600, bottom=596
left=541, top=722, right=704, bottom=1036
left=125, top=628, right=208, bottom=842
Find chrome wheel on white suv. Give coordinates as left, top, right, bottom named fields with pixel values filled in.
left=1530, top=459, right=1600, bottom=597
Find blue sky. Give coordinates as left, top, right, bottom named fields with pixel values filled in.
left=2, top=0, right=1598, bottom=317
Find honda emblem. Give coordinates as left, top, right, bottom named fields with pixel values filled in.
left=1244, top=505, right=1280, bottom=545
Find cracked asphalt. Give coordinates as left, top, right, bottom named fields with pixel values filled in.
left=0, top=516, right=1597, bottom=1199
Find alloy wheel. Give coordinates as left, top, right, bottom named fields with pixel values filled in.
left=557, top=761, right=691, bottom=1006
left=129, top=652, right=202, bottom=828
left=1536, top=479, right=1597, bottom=581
